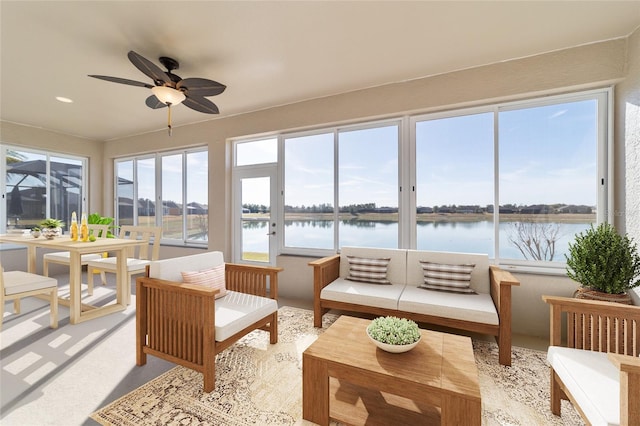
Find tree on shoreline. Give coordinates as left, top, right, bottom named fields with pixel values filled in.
left=508, top=220, right=562, bottom=261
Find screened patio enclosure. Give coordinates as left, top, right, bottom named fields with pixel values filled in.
left=6, top=158, right=83, bottom=232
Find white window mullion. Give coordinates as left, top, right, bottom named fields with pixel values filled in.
left=182, top=152, right=188, bottom=244
left=155, top=154, right=161, bottom=228
left=406, top=116, right=416, bottom=249
left=333, top=129, right=339, bottom=252
left=493, top=108, right=500, bottom=264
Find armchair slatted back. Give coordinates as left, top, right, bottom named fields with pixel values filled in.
left=544, top=295, right=640, bottom=356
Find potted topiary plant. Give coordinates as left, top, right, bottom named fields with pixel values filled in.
left=366, top=316, right=422, bottom=353
left=565, top=222, right=640, bottom=304
left=40, top=218, right=64, bottom=239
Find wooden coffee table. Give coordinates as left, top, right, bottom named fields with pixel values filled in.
left=302, top=315, right=481, bottom=425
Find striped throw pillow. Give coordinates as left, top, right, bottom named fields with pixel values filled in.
left=419, top=261, right=477, bottom=294
left=181, top=264, right=227, bottom=298
left=346, top=256, right=391, bottom=285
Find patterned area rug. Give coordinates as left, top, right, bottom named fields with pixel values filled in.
left=91, top=307, right=584, bottom=425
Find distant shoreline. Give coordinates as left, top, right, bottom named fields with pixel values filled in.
left=245, top=212, right=596, bottom=224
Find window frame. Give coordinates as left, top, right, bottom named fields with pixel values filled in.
left=232, top=87, right=612, bottom=273
left=114, top=146, right=208, bottom=247
left=277, top=118, right=403, bottom=256
left=1, top=144, right=88, bottom=234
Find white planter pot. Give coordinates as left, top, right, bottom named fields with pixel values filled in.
left=41, top=227, right=62, bottom=239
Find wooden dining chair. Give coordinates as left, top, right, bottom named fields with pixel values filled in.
left=86, top=226, right=162, bottom=305
left=1, top=262, right=58, bottom=329
left=43, top=224, right=109, bottom=295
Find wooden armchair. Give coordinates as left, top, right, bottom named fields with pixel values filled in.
left=136, top=252, right=282, bottom=392
left=543, top=295, right=640, bottom=425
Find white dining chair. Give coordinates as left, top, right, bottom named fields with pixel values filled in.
left=86, top=226, right=162, bottom=305
left=1, top=263, right=58, bottom=329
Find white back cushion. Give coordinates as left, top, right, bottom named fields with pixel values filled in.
left=340, top=247, right=407, bottom=285
left=148, top=251, right=225, bottom=282
left=406, top=250, right=490, bottom=293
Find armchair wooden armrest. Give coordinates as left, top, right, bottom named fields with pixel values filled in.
left=609, top=352, right=640, bottom=425
left=489, top=265, right=520, bottom=366
left=309, top=254, right=340, bottom=327
left=224, top=262, right=282, bottom=299
left=608, top=352, right=640, bottom=425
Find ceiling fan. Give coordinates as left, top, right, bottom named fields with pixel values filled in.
left=89, top=51, right=226, bottom=135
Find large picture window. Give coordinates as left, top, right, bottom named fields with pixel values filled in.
left=283, top=132, right=334, bottom=250
left=414, top=112, right=494, bottom=256
left=115, top=148, right=208, bottom=246
left=498, top=98, right=599, bottom=264
left=233, top=88, right=610, bottom=270
left=280, top=122, right=400, bottom=253
left=2, top=146, right=87, bottom=233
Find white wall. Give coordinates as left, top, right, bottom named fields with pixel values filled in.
left=617, top=27, right=640, bottom=303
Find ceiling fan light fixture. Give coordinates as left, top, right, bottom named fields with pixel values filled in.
left=151, top=86, right=185, bottom=105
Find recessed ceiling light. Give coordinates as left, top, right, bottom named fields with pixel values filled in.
left=56, top=96, right=73, bottom=103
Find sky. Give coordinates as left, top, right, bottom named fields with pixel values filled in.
left=7, top=97, right=597, bottom=213
left=272, top=97, right=598, bottom=209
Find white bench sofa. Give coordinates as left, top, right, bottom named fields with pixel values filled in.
left=544, top=295, right=640, bottom=425
left=136, top=251, right=282, bottom=392
left=310, top=246, right=520, bottom=365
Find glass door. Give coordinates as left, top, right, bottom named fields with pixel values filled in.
left=233, top=166, right=278, bottom=265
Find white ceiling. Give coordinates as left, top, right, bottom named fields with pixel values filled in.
left=1, top=1, right=639, bottom=141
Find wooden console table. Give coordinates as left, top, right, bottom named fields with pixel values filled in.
left=303, top=315, right=481, bottom=425
left=0, top=234, right=146, bottom=324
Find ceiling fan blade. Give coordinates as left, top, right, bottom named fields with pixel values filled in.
left=128, top=51, right=171, bottom=86
left=145, top=95, right=167, bottom=109
left=88, top=75, right=153, bottom=88
left=176, top=78, right=226, bottom=97
left=183, top=96, right=220, bottom=114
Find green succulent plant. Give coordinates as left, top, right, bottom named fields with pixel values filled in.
left=565, top=223, right=640, bottom=294
left=367, top=316, right=421, bottom=345
left=39, top=218, right=64, bottom=229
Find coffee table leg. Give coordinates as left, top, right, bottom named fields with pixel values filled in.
left=303, top=353, right=329, bottom=425
left=442, top=394, right=481, bottom=426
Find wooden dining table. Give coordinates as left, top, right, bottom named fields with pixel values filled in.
left=0, top=233, right=146, bottom=324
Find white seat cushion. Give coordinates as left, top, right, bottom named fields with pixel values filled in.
left=87, top=257, right=151, bottom=273
left=398, top=285, right=499, bottom=325
left=214, top=291, right=278, bottom=341
left=44, top=251, right=103, bottom=264
left=320, top=278, right=405, bottom=310
left=3, top=271, right=58, bottom=296
left=547, top=346, right=619, bottom=426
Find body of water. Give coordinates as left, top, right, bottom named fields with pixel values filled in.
left=243, top=219, right=592, bottom=261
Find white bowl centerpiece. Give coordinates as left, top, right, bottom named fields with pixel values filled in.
left=366, top=316, right=421, bottom=353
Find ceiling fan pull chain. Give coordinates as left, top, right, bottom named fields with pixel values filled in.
left=167, top=102, right=173, bottom=136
